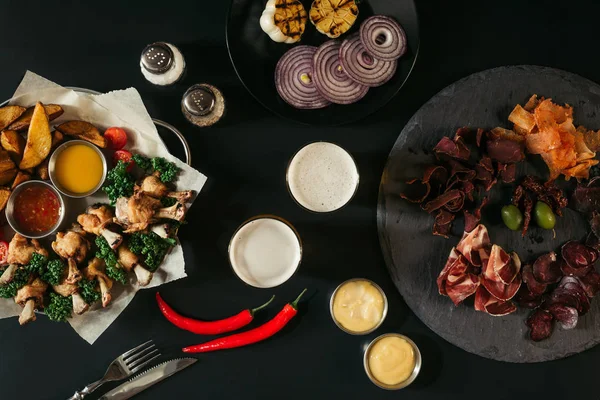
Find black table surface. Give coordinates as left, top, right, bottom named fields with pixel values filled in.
left=1, top=1, right=598, bottom=399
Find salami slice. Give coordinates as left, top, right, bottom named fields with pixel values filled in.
left=577, top=270, right=600, bottom=298
left=561, top=241, right=597, bottom=277
left=522, top=264, right=548, bottom=296
left=546, top=303, right=578, bottom=330
left=526, top=309, right=554, bottom=342
left=532, top=252, right=563, bottom=284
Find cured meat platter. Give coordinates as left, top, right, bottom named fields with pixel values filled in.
left=377, top=65, right=600, bottom=362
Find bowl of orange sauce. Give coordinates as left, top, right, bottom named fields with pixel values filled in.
left=49, top=140, right=107, bottom=198
left=6, top=180, right=65, bottom=239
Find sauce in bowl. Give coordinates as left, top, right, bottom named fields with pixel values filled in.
left=13, top=185, right=61, bottom=235
left=331, top=279, right=387, bottom=334
left=53, top=143, right=104, bottom=195
left=368, top=336, right=416, bottom=386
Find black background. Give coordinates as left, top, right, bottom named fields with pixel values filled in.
left=0, top=1, right=598, bottom=399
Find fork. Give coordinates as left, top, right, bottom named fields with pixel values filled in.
left=68, top=340, right=160, bottom=400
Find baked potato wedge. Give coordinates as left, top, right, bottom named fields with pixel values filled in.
left=7, top=104, right=64, bottom=132
left=11, top=171, right=31, bottom=189
left=55, top=120, right=106, bottom=148
left=19, top=102, right=52, bottom=169
left=0, top=168, right=17, bottom=186
left=0, top=106, right=26, bottom=131
left=0, top=148, right=16, bottom=173
left=51, top=130, right=64, bottom=149
left=1, top=130, right=26, bottom=164
left=36, top=159, right=49, bottom=180
left=0, top=187, right=10, bottom=211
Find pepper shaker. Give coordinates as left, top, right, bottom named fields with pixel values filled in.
left=182, top=84, right=226, bottom=127
left=140, top=42, right=186, bottom=86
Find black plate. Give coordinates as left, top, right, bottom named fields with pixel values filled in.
left=377, top=65, right=600, bottom=363
left=226, top=0, right=420, bottom=125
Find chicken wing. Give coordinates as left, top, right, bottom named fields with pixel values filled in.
left=7, top=234, right=49, bottom=265
left=15, top=278, right=47, bottom=325
left=52, top=226, right=90, bottom=264
left=138, top=173, right=193, bottom=202
left=83, top=258, right=113, bottom=307
left=52, top=279, right=89, bottom=315
left=117, top=245, right=153, bottom=286
left=77, top=204, right=123, bottom=249
left=115, top=192, right=186, bottom=233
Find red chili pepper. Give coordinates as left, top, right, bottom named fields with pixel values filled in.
left=182, top=289, right=307, bottom=353
left=156, top=292, right=275, bottom=335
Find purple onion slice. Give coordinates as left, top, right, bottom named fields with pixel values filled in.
left=275, top=45, right=330, bottom=109
left=339, top=34, right=397, bottom=87
left=312, top=41, right=369, bottom=104
left=360, top=15, right=407, bottom=62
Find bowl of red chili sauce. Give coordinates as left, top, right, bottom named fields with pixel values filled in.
left=6, top=180, right=65, bottom=239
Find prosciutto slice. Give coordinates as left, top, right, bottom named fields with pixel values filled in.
left=437, top=248, right=460, bottom=296
left=474, top=286, right=517, bottom=316
left=456, top=224, right=490, bottom=266
left=446, top=273, right=480, bottom=306
left=491, top=247, right=520, bottom=285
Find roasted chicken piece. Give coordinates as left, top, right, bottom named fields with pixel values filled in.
left=53, top=279, right=89, bottom=315
left=115, top=192, right=186, bottom=233
left=117, top=245, right=153, bottom=286
left=77, top=204, right=123, bottom=249
left=83, top=258, right=113, bottom=307
left=7, top=233, right=49, bottom=265
left=137, top=173, right=193, bottom=202
left=65, top=258, right=82, bottom=284
left=0, top=264, right=18, bottom=284
left=52, top=225, right=90, bottom=264
left=15, top=278, right=47, bottom=325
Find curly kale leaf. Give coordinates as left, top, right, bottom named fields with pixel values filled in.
left=160, top=196, right=177, bottom=207
left=128, top=232, right=176, bottom=272
left=0, top=267, right=29, bottom=298
left=103, top=160, right=135, bottom=205
left=46, top=292, right=72, bottom=322
left=95, top=236, right=128, bottom=284
left=151, top=157, right=180, bottom=183
left=40, top=259, right=66, bottom=286
left=24, top=252, right=47, bottom=274
left=78, top=277, right=101, bottom=305
left=132, top=154, right=152, bottom=171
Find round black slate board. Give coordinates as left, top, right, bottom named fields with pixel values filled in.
left=226, top=0, right=419, bottom=125
left=377, top=65, right=600, bottom=363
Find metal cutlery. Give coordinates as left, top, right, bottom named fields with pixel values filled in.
left=68, top=340, right=160, bottom=400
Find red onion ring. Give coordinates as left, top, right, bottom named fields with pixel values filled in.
left=275, top=45, right=330, bottom=109
left=313, top=41, right=369, bottom=104
left=360, top=16, right=407, bottom=61
left=339, top=34, right=397, bottom=87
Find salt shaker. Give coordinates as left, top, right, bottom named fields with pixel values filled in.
left=140, top=42, right=186, bottom=86
left=182, top=84, right=226, bottom=127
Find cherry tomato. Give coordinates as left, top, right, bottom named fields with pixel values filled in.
left=104, top=127, right=128, bottom=150
left=113, top=150, right=133, bottom=171
left=0, top=241, right=9, bottom=265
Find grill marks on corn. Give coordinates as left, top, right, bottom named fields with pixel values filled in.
left=274, top=0, right=308, bottom=39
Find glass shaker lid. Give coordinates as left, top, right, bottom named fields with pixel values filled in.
left=141, top=42, right=174, bottom=74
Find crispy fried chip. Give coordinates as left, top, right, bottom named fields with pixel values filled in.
left=513, top=96, right=596, bottom=181
left=508, top=105, right=536, bottom=133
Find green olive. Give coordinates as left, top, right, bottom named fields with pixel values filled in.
left=501, top=205, right=523, bottom=231
left=534, top=201, right=556, bottom=230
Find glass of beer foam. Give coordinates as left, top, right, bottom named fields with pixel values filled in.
left=228, top=215, right=302, bottom=288
left=286, top=142, right=360, bottom=213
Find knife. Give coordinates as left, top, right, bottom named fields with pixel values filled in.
left=99, top=358, right=197, bottom=400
